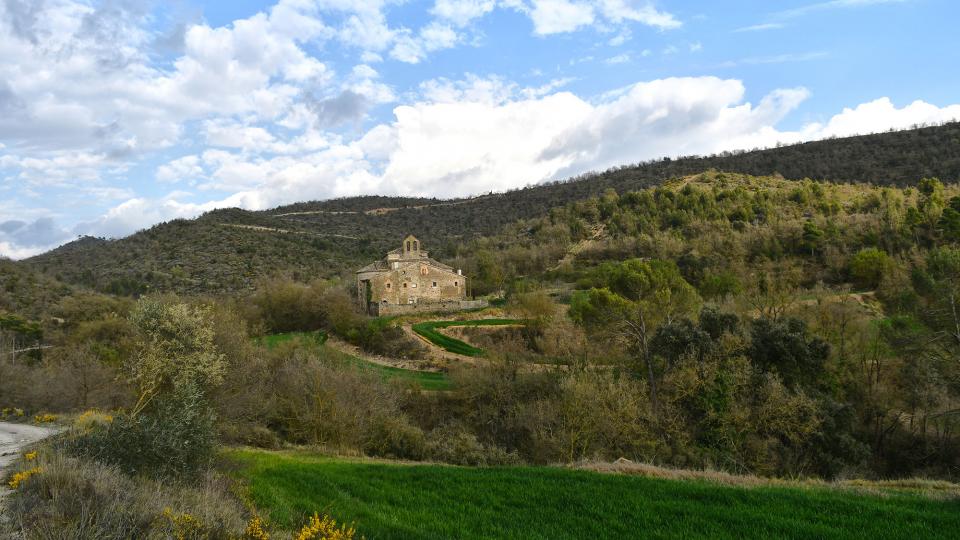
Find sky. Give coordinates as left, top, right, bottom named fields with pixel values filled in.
left=1, top=0, right=959, bottom=258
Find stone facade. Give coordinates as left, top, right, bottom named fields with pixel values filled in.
left=356, top=235, right=483, bottom=315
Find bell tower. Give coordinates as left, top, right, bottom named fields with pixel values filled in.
left=402, top=234, right=421, bottom=258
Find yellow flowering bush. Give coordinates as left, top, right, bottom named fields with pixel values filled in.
left=33, top=413, right=57, bottom=424
left=24, top=451, right=37, bottom=461
left=161, top=507, right=204, bottom=540
left=1, top=407, right=25, bottom=419
left=244, top=516, right=271, bottom=540
left=8, top=467, right=42, bottom=489
left=75, top=409, right=114, bottom=430
left=293, top=513, right=356, bottom=540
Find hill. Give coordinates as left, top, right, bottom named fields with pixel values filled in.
left=230, top=449, right=960, bottom=540
left=21, top=122, right=960, bottom=294
left=0, top=259, right=74, bottom=319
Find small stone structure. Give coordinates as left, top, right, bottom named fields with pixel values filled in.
left=356, top=235, right=487, bottom=316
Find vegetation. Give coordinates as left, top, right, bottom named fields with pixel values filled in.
left=230, top=449, right=960, bottom=540
left=259, top=331, right=451, bottom=391
left=4, top=125, right=960, bottom=536
left=412, top=319, right=526, bottom=356
left=20, top=123, right=960, bottom=295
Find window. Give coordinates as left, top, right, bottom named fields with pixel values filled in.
left=411, top=283, right=417, bottom=288
left=432, top=281, right=437, bottom=287
left=454, top=281, right=458, bottom=286
left=406, top=240, right=411, bottom=251
left=403, top=283, right=407, bottom=288
left=413, top=240, right=419, bottom=251
left=386, top=283, right=391, bottom=289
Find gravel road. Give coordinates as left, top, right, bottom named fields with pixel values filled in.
left=0, top=422, right=55, bottom=470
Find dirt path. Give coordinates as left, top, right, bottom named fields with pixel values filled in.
left=324, top=336, right=449, bottom=372
left=218, top=223, right=359, bottom=240
left=401, top=323, right=483, bottom=365
left=0, top=422, right=57, bottom=502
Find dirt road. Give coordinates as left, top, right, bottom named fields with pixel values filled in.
left=0, top=421, right=56, bottom=473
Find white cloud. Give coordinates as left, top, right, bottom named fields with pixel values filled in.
left=596, top=0, right=681, bottom=29
left=605, top=53, right=630, bottom=64
left=156, top=155, right=204, bottom=183
left=717, top=51, right=829, bottom=68
left=775, top=0, right=911, bottom=19
left=431, top=0, right=497, bottom=26
left=734, top=22, right=785, bottom=32
left=390, top=22, right=460, bottom=63
left=528, top=0, right=595, bottom=35
left=796, top=98, right=960, bottom=139
left=140, top=78, right=960, bottom=215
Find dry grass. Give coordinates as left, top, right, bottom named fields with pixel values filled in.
left=574, top=458, right=960, bottom=500
left=3, top=446, right=249, bottom=539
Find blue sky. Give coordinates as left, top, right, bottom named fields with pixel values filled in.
left=1, top=0, right=958, bottom=258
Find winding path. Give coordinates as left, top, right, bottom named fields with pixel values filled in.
left=0, top=422, right=57, bottom=501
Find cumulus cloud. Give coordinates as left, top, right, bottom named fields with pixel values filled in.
left=140, top=77, right=960, bottom=220
left=521, top=0, right=680, bottom=35
left=431, top=0, right=497, bottom=27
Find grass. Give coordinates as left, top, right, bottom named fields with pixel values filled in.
left=227, top=449, right=960, bottom=540
left=326, top=347, right=452, bottom=391
left=256, top=330, right=328, bottom=348
left=412, top=319, right=525, bottom=356
left=256, top=331, right=451, bottom=391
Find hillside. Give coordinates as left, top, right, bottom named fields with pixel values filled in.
left=21, top=122, right=960, bottom=294
left=0, top=259, right=74, bottom=319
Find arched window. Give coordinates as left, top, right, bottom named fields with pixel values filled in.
left=413, top=240, right=419, bottom=251
left=406, top=240, right=411, bottom=251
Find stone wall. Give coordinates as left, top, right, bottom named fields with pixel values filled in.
left=369, top=299, right=488, bottom=316
left=361, top=260, right=466, bottom=309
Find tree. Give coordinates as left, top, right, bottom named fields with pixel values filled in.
left=801, top=221, right=824, bottom=256
left=128, top=297, right=226, bottom=415
left=748, top=317, right=830, bottom=390
left=938, top=206, right=960, bottom=242
left=924, top=247, right=960, bottom=345
left=849, top=247, right=891, bottom=289
left=570, top=259, right=701, bottom=408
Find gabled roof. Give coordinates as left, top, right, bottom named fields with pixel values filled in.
left=356, top=257, right=455, bottom=274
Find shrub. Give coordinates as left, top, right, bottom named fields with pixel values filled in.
left=75, top=409, right=114, bottom=431
left=294, top=513, right=356, bottom=540
left=849, top=247, right=892, bottom=289
left=66, top=384, right=216, bottom=478
left=425, top=425, right=521, bottom=466
left=3, top=449, right=247, bottom=539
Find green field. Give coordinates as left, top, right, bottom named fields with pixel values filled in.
left=228, top=449, right=960, bottom=540
left=256, top=331, right=451, bottom=391
left=412, top=319, right=525, bottom=356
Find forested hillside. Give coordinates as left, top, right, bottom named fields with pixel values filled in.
left=20, top=122, right=960, bottom=294
left=5, top=170, right=960, bottom=538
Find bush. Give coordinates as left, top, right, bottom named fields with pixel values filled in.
left=425, top=425, right=521, bottom=466
left=66, top=384, right=216, bottom=478
left=849, top=247, right=891, bottom=289
left=3, top=449, right=246, bottom=539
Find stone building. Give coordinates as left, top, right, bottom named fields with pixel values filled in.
left=356, top=235, right=485, bottom=315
